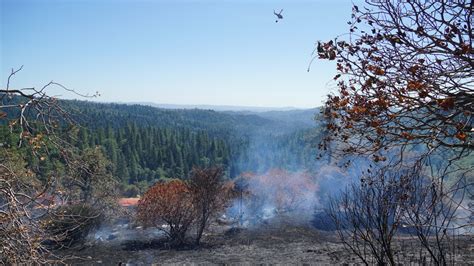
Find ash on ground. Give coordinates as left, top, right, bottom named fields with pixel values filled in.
left=60, top=216, right=474, bottom=265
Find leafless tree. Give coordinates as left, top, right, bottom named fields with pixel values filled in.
left=1, top=66, right=98, bottom=262
left=1, top=65, right=97, bottom=147
left=402, top=160, right=472, bottom=265
left=188, top=166, right=231, bottom=245
left=327, top=167, right=410, bottom=265
left=328, top=159, right=471, bottom=265
left=0, top=161, right=52, bottom=263
left=316, top=1, right=473, bottom=264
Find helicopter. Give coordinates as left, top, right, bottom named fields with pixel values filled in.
left=274, top=9, right=283, bottom=23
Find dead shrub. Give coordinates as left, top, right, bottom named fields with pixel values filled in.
left=43, top=204, right=102, bottom=249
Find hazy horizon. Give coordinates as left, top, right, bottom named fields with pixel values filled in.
left=1, top=0, right=358, bottom=108
left=105, top=100, right=319, bottom=110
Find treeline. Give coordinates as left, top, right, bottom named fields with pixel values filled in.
left=0, top=100, right=321, bottom=195
left=72, top=124, right=231, bottom=187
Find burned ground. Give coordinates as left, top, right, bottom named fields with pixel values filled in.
left=59, top=218, right=474, bottom=265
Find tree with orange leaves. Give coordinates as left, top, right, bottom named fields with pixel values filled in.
left=137, top=170, right=232, bottom=246
left=316, top=0, right=472, bottom=164
left=136, top=180, right=195, bottom=246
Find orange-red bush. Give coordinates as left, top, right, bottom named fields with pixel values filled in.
left=136, top=169, right=232, bottom=246
left=136, top=180, right=194, bottom=245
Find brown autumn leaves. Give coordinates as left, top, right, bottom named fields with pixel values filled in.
left=317, top=0, right=473, bottom=162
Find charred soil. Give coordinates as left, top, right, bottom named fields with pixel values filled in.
left=59, top=220, right=474, bottom=265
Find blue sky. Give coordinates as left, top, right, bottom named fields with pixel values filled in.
left=1, top=0, right=357, bottom=108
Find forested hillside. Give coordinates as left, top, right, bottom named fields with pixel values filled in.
left=1, top=100, right=321, bottom=195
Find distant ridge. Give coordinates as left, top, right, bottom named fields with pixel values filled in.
left=131, top=102, right=308, bottom=112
